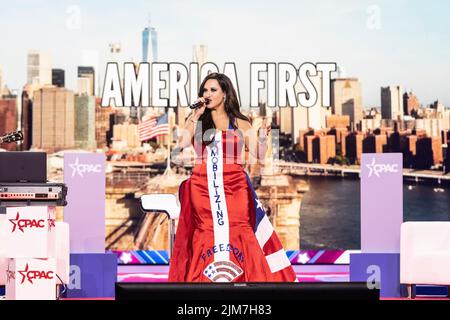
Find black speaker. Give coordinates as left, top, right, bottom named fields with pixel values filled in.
left=115, top=282, right=379, bottom=300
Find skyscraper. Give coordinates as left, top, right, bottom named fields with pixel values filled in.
left=291, top=73, right=327, bottom=143
left=142, top=19, right=158, bottom=63
left=279, top=106, right=293, bottom=135
left=74, top=95, right=96, bottom=149
left=27, top=50, right=52, bottom=85
left=52, top=69, right=65, bottom=88
left=192, top=44, right=208, bottom=67
left=78, top=66, right=95, bottom=96
left=431, top=100, right=445, bottom=113
left=107, top=42, right=126, bottom=112
left=95, top=98, right=114, bottom=149
left=77, top=77, right=91, bottom=95
left=108, top=43, right=124, bottom=79
left=0, top=94, right=18, bottom=151
left=381, top=86, right=403, bottom=120
left=109, top=42, right=121, bottom=54
left=21, top=87, right=33, bottom=150
left=403, top=91, right=420, bottom=116
left=331, top=78, right=363, bottom=129
left=21, top=83, right=43, bottom=150
left=32, top=86, right=74, bottom=152
left=285, top=77, right=315, bottom=142
left=176, top=44, right=209, bottom=127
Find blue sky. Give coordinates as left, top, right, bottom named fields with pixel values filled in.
left=0, top=0, right=449, bottom=107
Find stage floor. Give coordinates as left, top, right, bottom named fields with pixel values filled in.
left=116, top=265, right=449, bottom=299
left=117, top=265, right=350, bottom=283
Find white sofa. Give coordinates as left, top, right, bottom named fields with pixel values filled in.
left=400, top=221, right=450, bottom=298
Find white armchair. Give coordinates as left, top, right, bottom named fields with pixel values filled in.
left=400, top=222, right=450, bottom=298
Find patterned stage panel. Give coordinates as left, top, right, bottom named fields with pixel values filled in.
left=110, top=250, right=360, bottom=265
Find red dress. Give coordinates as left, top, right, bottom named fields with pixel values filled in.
left=168, top=122, right=296, bottom=282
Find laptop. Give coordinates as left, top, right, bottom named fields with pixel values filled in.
left=0, top=152, right=47, bottom=183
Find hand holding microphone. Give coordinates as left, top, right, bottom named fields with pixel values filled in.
left=189, top=97, right=210, bottom=109
left=189, top=97, right=210, bottom=122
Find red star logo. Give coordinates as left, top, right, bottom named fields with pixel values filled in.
left=18, top=263, right=32, bottom=284
left=9, top=212, right=23, bottom=233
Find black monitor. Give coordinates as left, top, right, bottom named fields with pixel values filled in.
left=0, top=151, right=47, bottom=183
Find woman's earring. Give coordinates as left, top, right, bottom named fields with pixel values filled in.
left=224, top=96, right=226, bottom=101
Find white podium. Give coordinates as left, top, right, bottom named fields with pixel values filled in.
left=5, top=258, right=56, bottom=300
left=3, top=206, right=58, bottom=300
left=5, top=206, right=56, bottom=258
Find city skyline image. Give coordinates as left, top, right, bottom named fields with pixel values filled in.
left=0, top=0, right=449, bottom=108
left=0, top=0, right=449, bottom=255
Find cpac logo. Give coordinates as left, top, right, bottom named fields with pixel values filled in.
left=18, top=263, right=54, bottom=284
left=9, top=212, right=45, bottom=233
left=69, top=157, right=102, bottom=178
left=366, top=158, right=399, bottom=177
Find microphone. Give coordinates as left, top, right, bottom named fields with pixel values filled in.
left=189, top=98, right=210, bottom=109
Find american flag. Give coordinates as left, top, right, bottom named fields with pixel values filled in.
left=138, top=113, right=169, bottom=142
left=245, top=173, right=297, bottom=281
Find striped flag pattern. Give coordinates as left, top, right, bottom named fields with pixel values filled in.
left=138, top=113, right=169, bottom=142
left=245, top=173, right=297, bottom=280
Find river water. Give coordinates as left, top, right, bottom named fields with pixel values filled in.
left=298, top=176, right=450, bottom=250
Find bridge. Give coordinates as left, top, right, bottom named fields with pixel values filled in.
left=103, top=160, right=450, bottom=185
left=275, top=161, right=359, bottom=176
left=274, top=161, right=450, bottom=184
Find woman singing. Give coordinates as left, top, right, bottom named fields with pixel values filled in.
left=168, top=73, right=296, bottom=282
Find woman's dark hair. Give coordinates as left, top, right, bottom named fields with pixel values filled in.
left=195, top=72, right=250, bottom=145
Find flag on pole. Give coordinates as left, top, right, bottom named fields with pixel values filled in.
left=138, top=113, right=169, bottom=142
